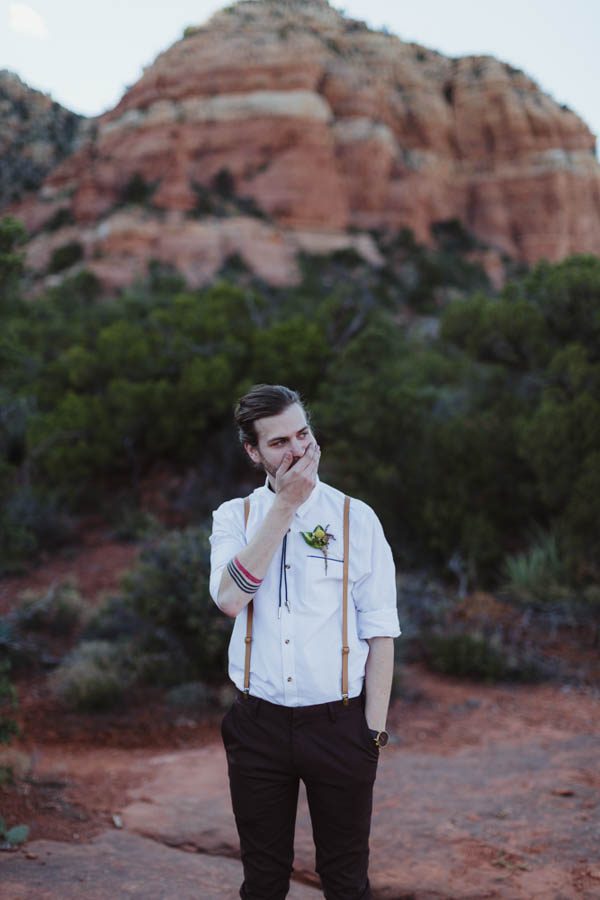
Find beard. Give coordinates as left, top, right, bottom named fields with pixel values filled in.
left=257, top=451, right=303, bottom=483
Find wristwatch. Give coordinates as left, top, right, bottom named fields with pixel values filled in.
left=368, top=728, right=389, bottom=748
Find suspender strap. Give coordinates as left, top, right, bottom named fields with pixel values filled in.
left=240, top=493, right=351, bottom=702
left=341, top=494, right=351, bottom=705
left=242, top=496, right=252, bottom=696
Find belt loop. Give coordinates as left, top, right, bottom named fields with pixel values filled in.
left=327, top=702, right=337, bottom=723
left=252, top=697, right=262, bottom=719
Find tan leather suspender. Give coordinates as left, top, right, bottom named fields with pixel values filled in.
left=241, top=494, right=351, bottom=701
left=341, top=494, right=350, bottom=704
left=243, top=496, right=252, bottom=694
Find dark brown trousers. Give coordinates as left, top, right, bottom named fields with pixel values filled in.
left=221, top=689, right=379, bottom=900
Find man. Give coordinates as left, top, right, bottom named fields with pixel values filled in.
left=209, top=384, right=400, bottom=900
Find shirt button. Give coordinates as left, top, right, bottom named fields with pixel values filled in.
left=285, top=564, right=291, bottom=569
left=284, top=639, right=290, bottom=644
left=287, top=676, right=293, bottom=682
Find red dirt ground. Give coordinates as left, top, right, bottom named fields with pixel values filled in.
left=1, top=527, right=599, bottom=900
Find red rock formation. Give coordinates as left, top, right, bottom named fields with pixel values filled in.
left=0, top=70, right=88, bottom=210
left=8, top=0, right=600, bottom=293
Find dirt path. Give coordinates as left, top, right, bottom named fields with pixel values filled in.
left=2, top=532, right=600, bottom=896
left=2, top=666, right=599, bottom=898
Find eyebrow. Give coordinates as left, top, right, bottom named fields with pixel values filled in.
left=266, top=426, right=309, bottom=446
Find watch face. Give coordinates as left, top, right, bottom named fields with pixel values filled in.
left=378, top=731, right=389, bottom=747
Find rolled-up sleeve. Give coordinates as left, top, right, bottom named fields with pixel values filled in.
left=352, top=509, right=401, bottom=640
left=209, top=498, right=246, bottom=609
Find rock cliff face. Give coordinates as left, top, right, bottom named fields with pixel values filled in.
left=0, top=70, right=88, bottom=210
left=8, top=0, right=600, bottom=293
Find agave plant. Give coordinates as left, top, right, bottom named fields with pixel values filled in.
left=0, top=815, right=29, bottom=849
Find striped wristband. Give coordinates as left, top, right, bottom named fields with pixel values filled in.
left=227, top=556, right=263, bottom=594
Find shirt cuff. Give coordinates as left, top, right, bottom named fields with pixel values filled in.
left=356, top=607, right=401, bottom=640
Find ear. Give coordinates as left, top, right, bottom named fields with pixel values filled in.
left=244, top=442, right=260, bottom=465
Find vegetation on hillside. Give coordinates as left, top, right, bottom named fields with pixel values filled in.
left=1, top=212, right=599, bottom=693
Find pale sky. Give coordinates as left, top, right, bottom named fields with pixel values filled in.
left=2, top=0, right=599, bottom=154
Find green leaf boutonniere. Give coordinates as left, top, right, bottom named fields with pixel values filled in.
left=301, top=524, right=336, bottom=574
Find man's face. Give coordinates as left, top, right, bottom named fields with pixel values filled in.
left=245, top=403, right=315, bottom=483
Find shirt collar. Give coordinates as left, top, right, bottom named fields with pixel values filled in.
left=261, top=474, right=322, bottom=519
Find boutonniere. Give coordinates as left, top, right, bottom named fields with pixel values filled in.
left=301, top=524, right=336, bottom=574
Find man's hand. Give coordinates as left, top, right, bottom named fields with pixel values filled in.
left=274, top=442, right=320, bottom=511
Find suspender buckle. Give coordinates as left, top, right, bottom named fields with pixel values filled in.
left=342, top=693, right=349, bottom=706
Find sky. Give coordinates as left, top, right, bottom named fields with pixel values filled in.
left=2, top=0, right=599, bottom=153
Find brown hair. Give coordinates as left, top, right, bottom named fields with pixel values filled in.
left=234, top=384, right=311, bottom=447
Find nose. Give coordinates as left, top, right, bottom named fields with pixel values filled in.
left=290, top=438, right=304, bottom=457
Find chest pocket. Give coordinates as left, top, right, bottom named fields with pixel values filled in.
left=303, top=552, right=346, bottom=620
left=304, top=552, right=345, bottom=583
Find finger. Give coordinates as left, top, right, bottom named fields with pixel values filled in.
left=301, top=446, right=321, bottom=479
left=275, top=451, right=295, bottom=479
left=305, top=454, right=320, bottom=480
left=294, top=442, right=319, bottom=474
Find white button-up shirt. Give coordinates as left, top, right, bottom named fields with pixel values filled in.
left=209, top=476, right=401, bottom=706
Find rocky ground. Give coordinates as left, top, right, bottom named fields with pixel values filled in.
left=1, top=665, right=599, bottom=899
left=1, top=535, right=600, bottom=898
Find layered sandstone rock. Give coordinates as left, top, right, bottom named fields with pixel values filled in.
left=0, top=70, right=88, bottom=210
left=8, top=0, right=600, bottom=293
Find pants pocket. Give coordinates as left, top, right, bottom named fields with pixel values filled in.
left=358, top=707, right=380, bottom=759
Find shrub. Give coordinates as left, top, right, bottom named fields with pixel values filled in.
left=166, top=681, right=212, bottom=709
left=15, top=578, right=86, bottom=635
left=48, top=241, right=83, bottom=274
left=397, top=573, right=554, bottom=683
left=129, top=648, right=191, bottom=688
left=0, top=657, right=19, bottom=745
left=213, top=167, right=235, bottom=199
left=107, top=505, right=163, bottom=542
left=431, top=218, right=479, bottom=254
left=0, top=215, right=26, bottom=302
left=0, top=514, right=36, bottom=575
left=45, top=207, right=75, bottom=232
left=82, top=595, right=144, bottom=643
left=0, top=655, right=21, bottom=789
left=117, top=526, right=232, bottom=682
left=190, top=174, right=266, bottom=220
left=0, top=484, right=76, bottom=575
left=48, top=640, right=136, bottom=711
left=80, top=526, right=233, bottom=691
left=82, top=597, right=190, bottom=686
left=394, top=572, right=455, bottom=658
left=422, top=630, right=541, bottom=682
left=165, top=680, right=236, bottom=710
left=0, top=389, right=35, bottom=463
left=0, top=816, right=29, bottom=847
left=501, top=529, right=569, bottom=604
left=121, top=173, right=158, bottom=205
left=0, top=617, right=37, bottom=673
